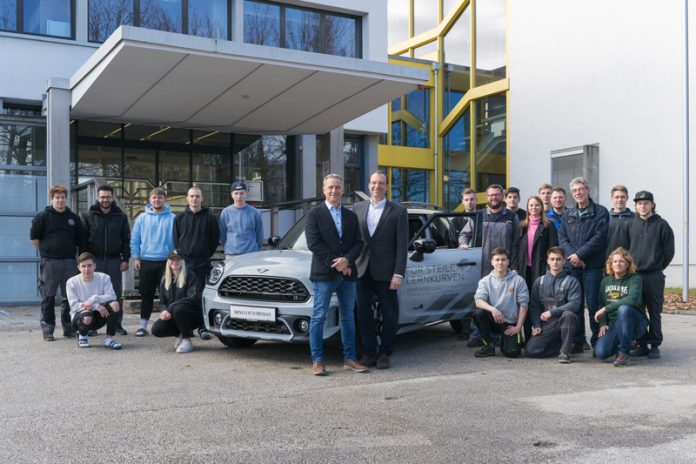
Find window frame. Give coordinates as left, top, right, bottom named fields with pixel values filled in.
left=0, top=0, right=75, bottom=39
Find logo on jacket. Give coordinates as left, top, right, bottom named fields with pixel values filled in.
left=68, top=219, right=75, bottom=226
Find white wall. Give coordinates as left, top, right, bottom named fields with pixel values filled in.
left=509, top=0, right=696, bottom=287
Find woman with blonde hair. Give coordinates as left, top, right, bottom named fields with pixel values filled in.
left=513, top=195, right=558, bottom=341
left=151, top=250, right=203, bottom=353
left=593, top=247, right=648, bottom=366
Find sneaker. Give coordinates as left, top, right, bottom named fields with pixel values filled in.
left=467, top=337, right=484, bottom=348
left=115, top=325, right=128, bottom=336
left=648, top=346, right=661, bottom=359
left=43, top=332, right=55, bottom=342
left=614, top=354, right=631, bottom=367
left=134, top=328, right=148, bottom=337
left=176, top=338, right=193, bottom=353
left=343, top=359, right=368, bottom=373
left=376, top=353, right=391, bottom=370
left=104, top=339, right=122, bottom=350
left=198, top=328, right=212, bottom=341
left=174, top=336, right=183, bottom=350
left=558, top=353, right=571, bottom=364
left=474, top=344, right=495, bottom=358
left=630, top=345, right=650, bottom=357
left=570, top=343, right=584, bottom=354
left=78, top=337, right=90, bottom=348
left=312, top=362, right=326, bottom=376
left=359, top=355, right=377, bottom=367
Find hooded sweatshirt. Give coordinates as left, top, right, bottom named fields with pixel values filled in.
left=30, top=206, right=85, bottom=259
left=130, top=204, right=175, bottom=261
left=474, top=269, right=529, bottom=324
left=173, top=206, right=219, bottom=260
left=606, top=208, right=634, bottom=257
left=528, top=270, right=581, bottom=328
left=626, top=213, right=675, bottom=273
left=598, top=272, right=646, bottom=327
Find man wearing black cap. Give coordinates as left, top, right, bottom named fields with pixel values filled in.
left=219, top=181, right=264, bottom=256
left=626, top=190, right=674, bottom=359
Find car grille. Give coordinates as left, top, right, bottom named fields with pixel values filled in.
left=218, top=276, right=310, bottom=302
left=225, top=318, right=290, bottom=334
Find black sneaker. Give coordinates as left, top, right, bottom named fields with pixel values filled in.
left=582, top=340, right=591, bottom=351
left=648, top=346, right=661, bottom=359
left=198, top=328, right=212, bottom=341
left=467, top=337, right=484, bottom=348
left=115, top=325, right=128, bottom=336
left=558, top=353, right=571, bottom=364
left=474, top=344, right=495, bottom=358
left=43, top=332, right=55, bottom=342
left=630, top=345, right=650, bottom=357
left=63, top=329, right=74, bottom=339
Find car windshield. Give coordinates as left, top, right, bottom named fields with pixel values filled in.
left=274, top=211, right=478, bottom=251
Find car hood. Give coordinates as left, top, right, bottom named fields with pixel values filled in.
left=223, top=249, right=313, bottom=286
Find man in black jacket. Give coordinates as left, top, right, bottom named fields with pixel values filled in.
left=305, top=174, right=367, bottom=376
left=354, top=171, right=409, bottom=369
left=81, top=184, right=131, bottom=335
left=626, top=190, right=674, bottom=359
left=173, top=186, right=219, bottom=340
left=606, top=185, right=634, bottom=257
left=30, top=184, right=85, bottom=341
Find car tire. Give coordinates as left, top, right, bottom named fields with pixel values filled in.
left=449, top=319, right=464, bottom=334
left=217, top=335, right=257, bottom=348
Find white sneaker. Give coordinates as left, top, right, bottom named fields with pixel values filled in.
left=174, top=336, right=183, bottom=350
left=176, top=338, right=193, bottom=353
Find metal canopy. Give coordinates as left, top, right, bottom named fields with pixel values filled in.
left=69, top=26, right=429, bottom=134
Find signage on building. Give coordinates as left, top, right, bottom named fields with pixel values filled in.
left=246, top=181, right=263, bottom=202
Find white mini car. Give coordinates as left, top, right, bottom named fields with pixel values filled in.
left=202, top=208, right=481, bottom=347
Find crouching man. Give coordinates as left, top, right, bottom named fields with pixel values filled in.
left=66, top=252, right=123, bottom=350
left=525, top=247, right=581, bottom=363
left=473, top=248, right=529, bottom=358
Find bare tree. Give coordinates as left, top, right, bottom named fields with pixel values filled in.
left=88, top=0, right=133, bottom=42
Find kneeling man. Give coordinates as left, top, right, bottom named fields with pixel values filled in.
left=66, top=252, right=123, bottom=350
left=525, top=247, right=581, bottom=363
left=473, top=248, right=529, bottom=358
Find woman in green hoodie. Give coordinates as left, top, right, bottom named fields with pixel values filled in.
left=594, top=248, right=648, bottom=366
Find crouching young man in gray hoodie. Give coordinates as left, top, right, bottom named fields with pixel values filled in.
left=473, top=248, right=529, bottom=358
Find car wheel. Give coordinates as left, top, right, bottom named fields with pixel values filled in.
left=216, top=335, right=257, bottom=348
left=449, top=319, right=464, bottom=334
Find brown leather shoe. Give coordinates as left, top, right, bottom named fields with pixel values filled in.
left=359, top=355, right=377, bottom=367
left=376, top=353, right=391, bottom=369
left=311, top=362, right=326, bottom=376
left=343, top=359, right=368, bottom=373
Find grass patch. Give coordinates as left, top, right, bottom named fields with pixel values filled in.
left=665, top=288, right=696, bottom=296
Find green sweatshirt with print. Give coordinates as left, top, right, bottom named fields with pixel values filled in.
left=598, top=273, right=647, bottom=327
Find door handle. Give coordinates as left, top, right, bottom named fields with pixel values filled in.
left=456, top=259, right=477, bottom=266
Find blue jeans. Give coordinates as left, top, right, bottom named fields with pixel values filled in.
left=309, top=277, right=358, bottom=363
left=594, top=305, right=649, bottom=360
left=570, top=267, right=603, bottom=347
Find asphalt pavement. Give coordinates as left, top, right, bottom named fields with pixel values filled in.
left=1, top=306, right=695, bottom=463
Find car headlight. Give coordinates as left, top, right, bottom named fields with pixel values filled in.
left=207, top=262, right=225, bottom=285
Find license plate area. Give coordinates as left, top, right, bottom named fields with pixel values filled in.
left=229, top=304, right=276, bottom=322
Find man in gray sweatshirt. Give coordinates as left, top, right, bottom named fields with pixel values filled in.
left=473, top=248, right=529, bottom=358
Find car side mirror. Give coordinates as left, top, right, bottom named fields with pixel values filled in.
left=409, top=239, right=437, bottom=262
left=268, top=236, right=281, bottom=248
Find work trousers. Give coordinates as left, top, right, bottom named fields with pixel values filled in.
left=39, top=258, right=77, bottom=334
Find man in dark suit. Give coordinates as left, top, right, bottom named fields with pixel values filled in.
left=305, top=174, right=368, bottom=376
left=354, top=171, right=409, bottom=369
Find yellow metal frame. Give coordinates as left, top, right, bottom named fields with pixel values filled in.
left=379, top=0, right=510, bottom=206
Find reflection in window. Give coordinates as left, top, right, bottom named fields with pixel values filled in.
left=443, top=109, right=471, bottom=211
left=236, top=135, right=291, bottom=205
left=77, top=145, right=122, bottom=178
left=387, top=0, right=408, bottom=47
left=285, top=7, right=320, bottom=52
left=445, top=65, right=470, bottom=114
left=23, top=0, right=71, bottom=38
left=391, top=168, right=430, bottom=204
left=343, top=136, right=362, bottom=194
left=475, top=0, right=506, bottom=85
left=0, top=0, right=17, bottom=31
left=140, top=0, right=182, bottom=33
left=0, top=262, right=41, bottom=301
left=159, top=150, right=190, bottom=183
left=444, top=5, right=470, bottom=68
left=244, top=0, right=279, bottom=46
left=189, top=0, right=227, bottom=39
left=0, top=170, right=46, bottom=213
left=475, top=95, right=506, bottom=189
left=0, top=123, right=46, bottom=166
left=324, top=13, right=356, bottom=57
left=413, top=0, right=437, bottom=36
left=88, top=0, right=133, bottom=42
left=390, top=88, right=429, bottom=148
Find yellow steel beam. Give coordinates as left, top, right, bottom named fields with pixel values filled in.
left=439, top=78, right=509, bottom=137
left=378, top=144, right=434, bottom=170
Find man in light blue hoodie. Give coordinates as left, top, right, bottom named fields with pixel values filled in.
left=130, top=188, right=175, bottom=336
left=473, top=248, right=529, bottom=358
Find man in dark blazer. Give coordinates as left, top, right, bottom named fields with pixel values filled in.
left=354, top=171, right=409, bottom=369
left=305, top=174, right=367, bottom=376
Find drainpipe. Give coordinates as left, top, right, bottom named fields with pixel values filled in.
left=684, top=0, right=690, bottom=302
left=433, top=62, right=440, bottom=206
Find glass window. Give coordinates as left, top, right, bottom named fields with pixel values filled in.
left=443, top=108, right=471, bottom=211
left=413, top=41, right=438, bottom=61
left=77, top=120, right=124, bottom=140
left=0, top=0, right=17, bottom=31
left=444, top=5, right=470, bottom=67
left=315, top=133, right=330, bottom=197
left=88, top=0, right=133, bottom=42
left=475, top=95, right=506, bottom=189
left=244, top=0, right=279, bottom=46
left=0, top=216, right=36, bottom=256
left=343, top=136, right=362, bottom=194
left=390, top=121, right=402, bottom=146
left=413, top=0, right=437, bottom=36
left=387, top=0, right=408, bottom=46
left=0, top=123, right=45, bottom=166
left=285, top=7, right=320, bottom=52
left=191, top=130, right=229, bottom=146
left=323, top=13, right=357, bottom=57
left=124, top=147, right=156, bottom=185
left=236, top=135, right=288, bottom=205
left=0, top=262, right=40, bottom=302
left=445, top=65, right=470, bottom=115
left=475, top=0, right=506, bottom=85
left=140, top=0, right=182, bottom=33
left=77, top=144, right=122, bottom=178
left=159, top=149, right=190, bottom=183
left=391, top=168, right=430, bottom=204
left=405, top=88, right=429, bottom=148
left=0, top=170, right=46, bottom=212
left=189, top=0, right=227, bottom=39
left=23, top=0, right=71, bottom=38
